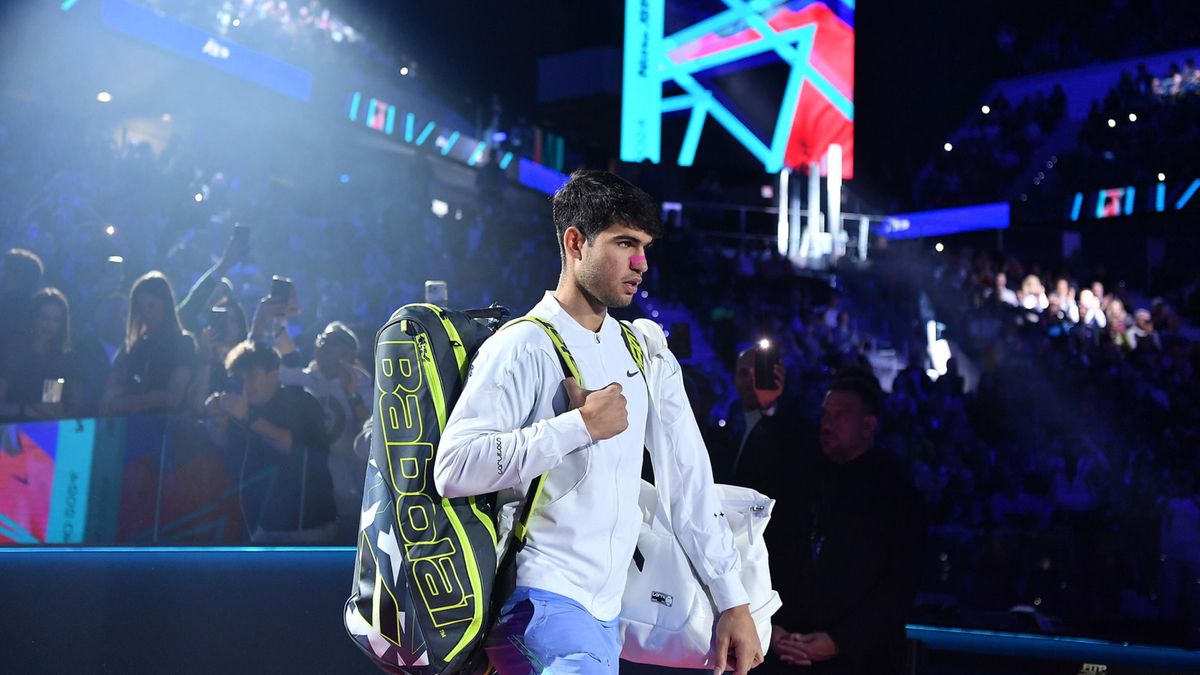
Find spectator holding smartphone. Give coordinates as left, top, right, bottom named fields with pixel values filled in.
left=0, top=288, right=86, bottom=420
left=707, top=340, right=807, bottom=493
left=275, top=321, right=371, bottom=540
left=205, top=340, right=337, bottom=544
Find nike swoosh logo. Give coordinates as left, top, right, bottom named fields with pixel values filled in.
left=13, top=475, right=29, bottom=485
left=626, top=370, right=639, bottom=378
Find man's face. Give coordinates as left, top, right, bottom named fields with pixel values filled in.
left=315, top=340, right=355, bottom=375
left=573, top=223, right=652, bottom=309
left=243, top=366, right=280, bottom=406
left=819, top=390, right=876, bottom=463
left=734, top=349, right=783, bottom=411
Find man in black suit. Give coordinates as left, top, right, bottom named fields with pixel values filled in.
left=764, top=366, right=925, bottom=675
left=709, top=346, right=808, bottom=494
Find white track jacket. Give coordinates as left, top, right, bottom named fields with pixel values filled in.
left=435, top=292, right=748, bottom=622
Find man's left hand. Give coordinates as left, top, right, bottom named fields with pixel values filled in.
left=794, top=632, right=838, bottom=663
left=712, top=604, right=763, bottom=675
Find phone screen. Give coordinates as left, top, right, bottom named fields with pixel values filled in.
left=425, top=280, right=448, bottom=306
left=209, top=306, right=228, bottom=339
left=270, top=275, right=293, bottom=301
left=754, top=339, right=779, bottom=390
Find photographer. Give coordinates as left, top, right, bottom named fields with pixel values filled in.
left=205, top=340, right=336, bottom=544
left=709, top=341, right=806, bottom=493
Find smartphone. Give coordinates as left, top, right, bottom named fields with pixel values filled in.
left=425, top=280, right=448, bottom=306
left=209, top=306, right=228, bottom=340
left=42, top=378, right=65, bottom=404
left=754, top=339, right=779, bottom=390
left=269, top=275, right=293, bottom=302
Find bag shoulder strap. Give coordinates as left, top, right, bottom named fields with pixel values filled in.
left=502, top=316, right=582, bottom=383
left=617, top=320, right=648, bottom=389
left=497, top=316, right=648, bottom=544
left=497, top=315, right=580, bottom=545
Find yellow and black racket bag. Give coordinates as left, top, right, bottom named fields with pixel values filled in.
left=343, top=303, right=507, bottom=675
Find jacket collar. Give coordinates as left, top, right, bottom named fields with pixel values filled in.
left=533, top=290, right=618, bottom=343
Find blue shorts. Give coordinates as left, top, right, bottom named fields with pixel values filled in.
left=484, top=587, right=621, bottom=675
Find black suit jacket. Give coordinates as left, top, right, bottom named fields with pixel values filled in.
left=706, top=401, right=814, bottom=497
left=765, top=447, right=926, bottom=675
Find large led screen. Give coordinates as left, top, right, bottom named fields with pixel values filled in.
left=622, top=0, right=854, bottom=177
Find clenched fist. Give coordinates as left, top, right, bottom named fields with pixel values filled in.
left=564, top=378, right=628, bottom=441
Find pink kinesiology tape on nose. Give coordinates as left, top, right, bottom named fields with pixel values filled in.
left=630, top=255, right=646, bottom=266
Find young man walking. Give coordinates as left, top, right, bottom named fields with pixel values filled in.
left=435, top=170, right=762, bottom=675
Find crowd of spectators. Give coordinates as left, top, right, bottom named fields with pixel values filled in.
left=2, top=87, right=1198, bottom=644
left=1, top=0, right=1194, bottom=658
left=989, top=2, right=1200, bottom=79
left=0, top=102, right=560, bottom=543
left=854, top=246, right=1197, bottom=647
left=650, top=215, right=1199, bottom=646
left=1041, top=55, right=1200, bottom=199
left=919, top=4, right=1200, bottom=212
left=915, top=86, right=1066, bottom=209
left=916, top=53, right=1200, bottom=212
left=131, top=0, right=412, bottom=80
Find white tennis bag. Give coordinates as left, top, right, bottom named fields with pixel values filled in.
left=618, top=319, right=781, bottom=669
left=619, top=480, right=780, bottom=669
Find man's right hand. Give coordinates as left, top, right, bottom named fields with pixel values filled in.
left=564, top=378, right=628, bottom=441
left=250, top=296, right=288, bottom=342
left=753, top=362, right=786, bottom=410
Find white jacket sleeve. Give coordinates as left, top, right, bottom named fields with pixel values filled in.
left=638, top=321, right=749, bottom=613
left=434, top=332, right=593, bottom=499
